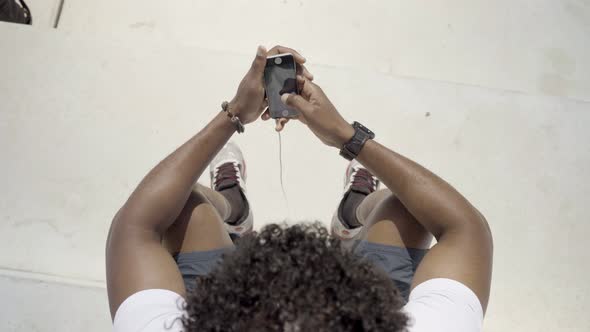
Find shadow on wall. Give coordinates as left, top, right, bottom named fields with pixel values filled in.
left=0, top=0, right=32, bottom=25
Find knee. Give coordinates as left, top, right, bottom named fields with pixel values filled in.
left=363, top=191, right=405, bottom=227
left=189, top=185, right=215, bottom=207
left=377, top=191, right=405, bottom=215
left=374, top=189, right=403, bottom=208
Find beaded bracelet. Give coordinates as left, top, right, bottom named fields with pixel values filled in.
left=221, top=101, right=245, bottom=134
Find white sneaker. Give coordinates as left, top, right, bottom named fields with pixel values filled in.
left=331, top=159, right=380, bottom=240
left=209, top=141, right=253, bottom=237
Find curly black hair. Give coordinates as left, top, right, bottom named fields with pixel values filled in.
left=182, top=222, right=408, bottom=331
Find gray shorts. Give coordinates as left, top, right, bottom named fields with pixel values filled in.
left=175, top=241, right=427, bottom=302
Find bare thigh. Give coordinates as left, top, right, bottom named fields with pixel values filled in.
left=356, top=189, right=433, bottom=250
left=163, top=183, right=233, bottom=254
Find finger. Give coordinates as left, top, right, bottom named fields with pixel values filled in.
left=275, top=118, right=290, bottom=132
left=296, top=75, right=306, bottom=85
left=261, top=108, right=271, bottom=121
left=268, top=45, right=306, bottom=64
left=296, top=75, right=306, bottom=96
left=302, top=66, right=314, bottom=81
left=281, top=93, right=313, bottom=115
left=250, top=45, right=268, bottom=74
left=296, top=75, right=318, bottom=99
left=297, top=64, right=314, bottom=81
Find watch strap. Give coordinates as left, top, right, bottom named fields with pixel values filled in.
left=339, top=122, right=374, bottom=161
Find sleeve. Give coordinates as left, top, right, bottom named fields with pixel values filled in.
left=113, top=289, right=186, bottom=332
left=403, top=278, right=484, bottom=332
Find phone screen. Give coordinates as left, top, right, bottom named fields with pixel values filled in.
left=264, top=54, right=298, bottom=119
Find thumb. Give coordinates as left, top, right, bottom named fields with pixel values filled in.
left=250, top=46, right=267, bottom=74
left=281, top=93, right=312, bottom=114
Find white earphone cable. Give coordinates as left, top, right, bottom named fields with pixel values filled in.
left=278, top=131, right=291, bottom=219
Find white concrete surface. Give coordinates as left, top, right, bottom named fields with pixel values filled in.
left=21, top=0, right=62, bottom=28
left=0, top=274, right=109, bottom=331
left=57, top=0, right=590, bottom=101
left=1, top=1, right=590, bottom=330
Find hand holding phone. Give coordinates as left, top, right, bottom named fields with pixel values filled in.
left=261, top=46, right=313, bottom=131
left=280, top=76, right=354, bottom=149
left=229, top=46, right=311, bottom=128
left=264, top=53, right=299, bottom=119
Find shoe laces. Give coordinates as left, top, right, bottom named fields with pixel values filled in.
left=214, top=162, right=240, bottom=188
left=351, top=168, right=378, bottom=192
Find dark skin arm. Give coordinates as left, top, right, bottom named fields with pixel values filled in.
left=356, top=141, right=493, bottom=312
left=106, top=45, right=311, bottom=318
left=281, top=76, right=493, bottom=312
left=106, top=112, right=237, bottom=317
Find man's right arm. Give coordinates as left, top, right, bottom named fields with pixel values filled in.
left=356, top=139, right=493, bottom=312
left=281, top=76, right=493, bottom=313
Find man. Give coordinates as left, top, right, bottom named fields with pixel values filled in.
left=107, top=45, right=493, bottom=331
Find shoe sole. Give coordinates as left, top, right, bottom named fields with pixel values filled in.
left=330, top=212, right=363, bottom=240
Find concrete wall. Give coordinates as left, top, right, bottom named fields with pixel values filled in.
left=57, top=0, right=590, bottom=100
left=1, top=1, right=590, bottom=330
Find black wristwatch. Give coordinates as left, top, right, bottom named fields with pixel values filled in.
left=339, top=121, right=375, bottom=161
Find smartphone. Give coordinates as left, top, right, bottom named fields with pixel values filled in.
left=264, top=53, right=298, bottom=119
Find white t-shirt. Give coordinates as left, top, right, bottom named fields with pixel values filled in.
left=113, top=278, right=483, bottom=332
